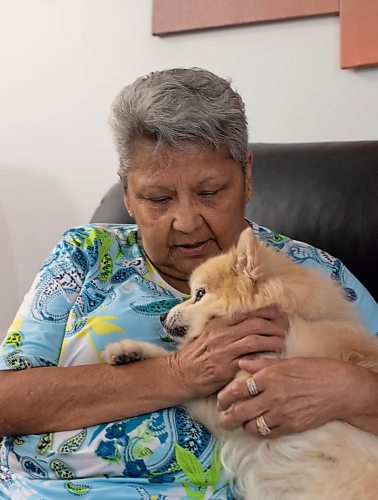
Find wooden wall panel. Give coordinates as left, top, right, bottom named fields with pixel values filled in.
left=340, top=0, right=378, bottom=68
left=152, top=0, right=339, bottom=35
left=152, top=0, right=378, bottom=69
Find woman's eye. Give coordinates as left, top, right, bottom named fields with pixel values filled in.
left=194, top=288, right=206, bottom=303
left=149, top=197, right=171, bottom=204
left=199, top=191, right=217, bottom=198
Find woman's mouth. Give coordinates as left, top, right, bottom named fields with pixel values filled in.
left=173, top=240, right=211, bottom=257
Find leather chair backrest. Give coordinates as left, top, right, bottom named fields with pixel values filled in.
left=91, top=141, right=378, bottom=300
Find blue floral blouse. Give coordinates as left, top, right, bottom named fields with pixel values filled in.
left=0, top=222, right=377, bottom=499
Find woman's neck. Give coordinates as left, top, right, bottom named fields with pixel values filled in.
left=153, top=267, right=190, bottom=294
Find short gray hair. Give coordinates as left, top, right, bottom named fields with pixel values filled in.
left=109, top=68, right=249, bottom=184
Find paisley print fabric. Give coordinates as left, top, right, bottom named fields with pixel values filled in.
left=0, top=222, right=377, bottom=499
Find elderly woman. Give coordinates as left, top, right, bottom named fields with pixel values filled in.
left=0, top=68, right=377, bottom=499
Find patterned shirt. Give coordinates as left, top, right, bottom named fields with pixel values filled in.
left=0, top=222, right=377, bottom=499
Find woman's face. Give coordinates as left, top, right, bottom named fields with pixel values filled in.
left=124, top=142, right=252, bottom=292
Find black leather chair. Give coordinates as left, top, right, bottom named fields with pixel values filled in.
left=91, top=141, right=378, bottom=300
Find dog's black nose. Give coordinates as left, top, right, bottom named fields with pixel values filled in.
left=170, top=326, right=188, bottom=338
left=159, top=313, right=168, bottom=325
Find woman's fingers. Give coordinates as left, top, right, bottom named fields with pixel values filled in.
left=249, top=305, right=289, bottom=328
left=208, top=308, right=288, bottom=356
left=239, top=357, right=284, bottom=374
left=230, top=304, right=285, bottom=323
left=217, top=359, right=286, bottom=412
left=233, top=334, right=285, bottom=357
left=218, top=394, right=265, bottom=430
left=173, top=306, right=289, bottom=399
left=218, top=374, right=260, bottom=412
left=217, top=358, right=359, bottom=437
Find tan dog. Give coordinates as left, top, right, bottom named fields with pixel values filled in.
left=104, top=227, right=378, bottom=499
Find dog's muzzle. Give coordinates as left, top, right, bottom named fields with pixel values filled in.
left=159, top=313, right=188, bottom=338
left=166, top=325, right=188, bottom=338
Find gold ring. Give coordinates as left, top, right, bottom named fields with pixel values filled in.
left=246, top=376, right=259, bottom=397
left=256, top=415, right=271, bottom=437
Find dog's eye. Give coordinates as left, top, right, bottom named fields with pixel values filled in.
left=194, top=288, right=206, bottom=303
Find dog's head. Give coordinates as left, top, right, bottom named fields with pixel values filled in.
left=162, top=227, right=286, bottom=344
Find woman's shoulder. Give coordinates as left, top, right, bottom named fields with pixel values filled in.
left=61, top=223, right=139, bottom=246
left=55, top=223, right=140, bottom=259
left=250, top=220, right=377, bottom=334
left=250, top=219, right=342, bottom=270
left=36, top=223, right=143, bottom=283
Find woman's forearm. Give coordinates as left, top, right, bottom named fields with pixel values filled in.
left=345, top=369, right=378, bottom=436
left=0, top=309, right=296, bottom=437
left=0, top=356, right=189, bottom=436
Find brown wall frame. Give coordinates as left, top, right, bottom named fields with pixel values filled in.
left=153, top=0, right=378, bottom=69
left=340, top=0, right=378, bottom=68
left=152, top=0, right=339, bottom=35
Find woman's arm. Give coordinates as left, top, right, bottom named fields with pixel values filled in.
left=217, top=357, right=378, bottom=437
left=0, top=307, right=288, bottom=436
left=0, top=357, right=187, bottom=436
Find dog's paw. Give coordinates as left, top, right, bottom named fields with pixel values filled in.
left=103, top=339, right=170, bottom=365
left=103, top=340, right=146, bottom=365
left=111, top=350, right=142, bottom=365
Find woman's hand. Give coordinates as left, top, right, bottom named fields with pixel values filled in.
left=217, top=357, right=378, bottom=437
left=170, top=305, right=288, bottom=400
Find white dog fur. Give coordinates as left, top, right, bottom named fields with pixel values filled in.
left=103, top=227, right=378, bottom=499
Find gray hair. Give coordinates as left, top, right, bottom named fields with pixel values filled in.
left=109, top=68, right=249, bottom=184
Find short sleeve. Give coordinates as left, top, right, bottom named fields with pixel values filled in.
left=0, top=228, right=89, bottom=370
left=250, top=222, right=378, bottom=337
left=338, top=262, right=378, bottom=336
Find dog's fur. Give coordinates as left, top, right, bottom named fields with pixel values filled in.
left=103, top=227, right=378, bottom=499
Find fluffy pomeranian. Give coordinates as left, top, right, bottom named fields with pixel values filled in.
left=103, top=227, right=378, bottom=500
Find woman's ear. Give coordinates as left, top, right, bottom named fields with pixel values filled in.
left=244, top=151, right=253, bottom=202
left=123, top=191, right=133, bottom=218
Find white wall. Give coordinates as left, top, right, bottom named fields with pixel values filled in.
left=1, top=0, right=377, bottom=338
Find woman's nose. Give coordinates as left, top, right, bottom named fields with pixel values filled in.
left=172, top=204, right=203, bottom=233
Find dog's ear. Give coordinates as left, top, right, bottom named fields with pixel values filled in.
left=235, top=227, right=260, bottom=279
